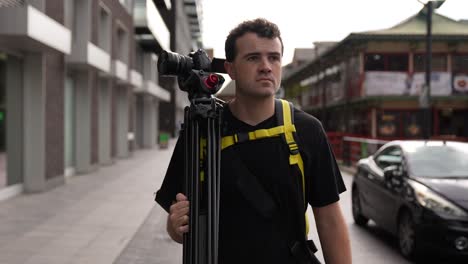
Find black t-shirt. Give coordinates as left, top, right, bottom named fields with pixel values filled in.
left=156, top=104, right=346, bottom=263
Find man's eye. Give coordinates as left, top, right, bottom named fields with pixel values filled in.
left=247, top=56, right=258, bottom=61
left=270, top=56, right=281, bottom=61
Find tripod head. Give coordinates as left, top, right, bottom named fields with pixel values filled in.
left=157, top=49, right=226, bottom=100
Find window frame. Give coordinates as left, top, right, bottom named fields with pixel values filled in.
left=452, top=53, right=468, bottom=74
left=413, top=53, right=448, bottom=72
left=364, top=53, right=409, bottom=72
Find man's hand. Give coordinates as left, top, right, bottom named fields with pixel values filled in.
left=167, top=193, right=189, bottom=243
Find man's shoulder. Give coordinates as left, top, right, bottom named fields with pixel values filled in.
left=290, top=106, right=328, bottom=151
left=292, top=107, right=322, bottom=132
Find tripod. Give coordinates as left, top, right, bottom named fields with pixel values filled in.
left=158, top=49, right=225, bottom=264
left=183, top=95, right=223, bottom=264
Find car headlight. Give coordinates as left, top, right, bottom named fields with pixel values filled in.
left=409, top=180, right=468, bottom=219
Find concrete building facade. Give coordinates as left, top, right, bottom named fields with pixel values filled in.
left=0, top=0, right=202, bottom=200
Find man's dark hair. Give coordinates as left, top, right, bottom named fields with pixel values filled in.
left=225, top=18, right=283, bottom=62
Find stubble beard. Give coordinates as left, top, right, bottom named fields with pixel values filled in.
left=236, top=82, right=278, bottom=100
left=237, top=88, right=276, bottom=100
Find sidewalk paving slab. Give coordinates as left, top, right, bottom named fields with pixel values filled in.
left=0, top=140, right=176, bottom=264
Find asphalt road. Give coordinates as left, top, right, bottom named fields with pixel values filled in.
left=307, top=171, right=413, bottom=264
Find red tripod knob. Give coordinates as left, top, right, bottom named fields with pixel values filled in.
left=204, top=74, right=219, bottom=89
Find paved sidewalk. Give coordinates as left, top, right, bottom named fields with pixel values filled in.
left=0, top=140, right=176, bottom=264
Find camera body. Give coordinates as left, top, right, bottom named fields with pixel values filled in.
left=157, top=49, right=225, bottom=99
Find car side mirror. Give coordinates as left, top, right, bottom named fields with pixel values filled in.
left=383, top=165, right=404, bottom=188
left=383, top=165, right=400, bottom=181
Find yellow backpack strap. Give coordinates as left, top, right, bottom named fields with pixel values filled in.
left=275, top=99, right=309, bottom=235
left=221, top=125, right=290, bottom=150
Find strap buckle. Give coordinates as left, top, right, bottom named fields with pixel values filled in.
left=234, top=132, right=249, bottom=143
left=288, top=142, right=300, bottom=155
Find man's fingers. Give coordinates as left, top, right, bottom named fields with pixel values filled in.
left=170, top=214, right=189, bottom=235
left=176, top=215, right=189, bottom=227
left=168, top=193, right=190, bottom=236
left=181, top=215, right=189, bottom=224
left=179, top=224, right=189, bottom=233
left=170, top=213, right=188, bottom=224
left=176, top=193, right=188, bottom=202
left=178, top=215, right=189, bottom=234
left=169, top=201, right=189, bottom=214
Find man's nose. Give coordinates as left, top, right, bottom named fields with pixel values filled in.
left=259, top=57, right=272, bottom=73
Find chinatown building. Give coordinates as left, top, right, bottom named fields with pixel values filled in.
left=282, top=10, right=468, bottom=162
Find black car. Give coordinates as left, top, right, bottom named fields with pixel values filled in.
left=352, top=140, right=468, bottom=261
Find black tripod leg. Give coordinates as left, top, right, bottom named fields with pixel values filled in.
left=215, top=111, right=222, bottom=264
left=204, top=105, right=221, bottom=264
left=213, top=116, right=221, bottom=264
left=183, top=106, right=191, bottom=264
left=185, top=109, right=201, bottom=264
left=207, top=115, right=220, bottom=264
left=193, top=120, right=200, bottom=264
left=207, top=118, right=213, bottom=264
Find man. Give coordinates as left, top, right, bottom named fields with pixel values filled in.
left=156, top=18, right=351, bottom=264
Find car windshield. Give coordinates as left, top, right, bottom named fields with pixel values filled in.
left=405, top=142, right=468, bottom=178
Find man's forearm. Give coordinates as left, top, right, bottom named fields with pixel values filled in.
left=314, top=202, right=352, bottom=264
left=317, top=219, right=351, bottom=263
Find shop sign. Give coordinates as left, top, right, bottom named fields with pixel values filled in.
left=378, top=112, right=398, bottom=137
left=363, top=72, right=452, bottom=96
left=453, top=74, right=468, bottom=94
left=363, top=72, right=407, bottom=95
left=409, top=72, right=451, bottom=96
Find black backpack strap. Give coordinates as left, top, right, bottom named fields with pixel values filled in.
left=274, top=98, right=285, bottom=126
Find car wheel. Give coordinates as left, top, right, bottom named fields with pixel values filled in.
left=352, top=187, right=369, bottom=226
left=398, top=211, right=419, bottom=259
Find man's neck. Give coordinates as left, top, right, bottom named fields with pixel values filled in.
left=229, top=95, right=275, bottom=126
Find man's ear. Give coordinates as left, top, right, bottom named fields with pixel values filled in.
left=224, top=61, right=236, bottom=80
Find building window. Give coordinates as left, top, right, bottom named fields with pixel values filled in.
left=64, top=0, right=74, bottom=31
left=116, top=26, right=129, bottom=64
left=438, top=109, right=468, bottom=137
left=0, top=0, right=24, bottom=7
left=135, top=46, right=144, bottom=73
left=365, top=54, right=385, bottom=71
left=403, top=111, right=423, bottom=138
left=453, top=54, right=468, bottom=73
left=365, top=53, right=408, bottom=72
left=119, top=0, right=132, bottom=13
left=98, top=4, right=111, bottom=52
left=413, top=54, right=447, bottom=72
left=377, top=110, right=424, bottom=138
left=377, top=111, right=400, bottom=138
left=0, top=54, right=6, bottom=152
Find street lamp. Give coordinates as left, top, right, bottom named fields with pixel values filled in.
left=417, top=0, right=445, bottom=139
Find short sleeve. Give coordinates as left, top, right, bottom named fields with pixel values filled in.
left=294, top=110, right=346, bottom=208
left=155, top=135, right=184, bottom=213
left=307, top=124, right=346, bottom=207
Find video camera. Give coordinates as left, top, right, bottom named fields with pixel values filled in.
left=157, top=49, right=226, bottom=99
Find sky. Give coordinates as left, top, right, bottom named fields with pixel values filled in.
left=201, top=0, right=468, bottom=66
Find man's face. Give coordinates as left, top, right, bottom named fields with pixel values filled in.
left=225, top=32, right=282, bottom=99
